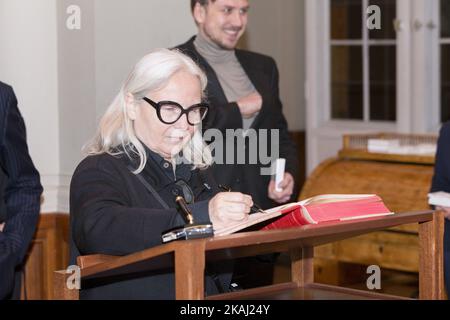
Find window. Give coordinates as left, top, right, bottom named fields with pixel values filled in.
left=306, top=0, right=446, bottom=173
left=330, top=0, right=396, bottom=121
left=441, top=0, right=450, bottom=122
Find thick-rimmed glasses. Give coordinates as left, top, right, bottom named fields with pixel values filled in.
left=142, top=97, right=209, bottom=126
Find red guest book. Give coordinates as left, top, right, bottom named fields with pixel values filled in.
left=214, top=194, right=394, bottom=236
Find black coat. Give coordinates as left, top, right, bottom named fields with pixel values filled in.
left=0, top=168, right=6, bottom=223
left=70, top=148, right=231, bottom=299
left=430, top=121, right=450, bottom=295
left=176, top=37, right=300, bottom=210
left=0, top=81, right=43, bottom=299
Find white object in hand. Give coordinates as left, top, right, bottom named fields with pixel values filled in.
left=428, top=191, right=450, bottom=207
left=275, top=158, right=286, bottom=192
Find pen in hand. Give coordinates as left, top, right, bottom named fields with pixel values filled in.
left=218, top=184, right=265, bottom=214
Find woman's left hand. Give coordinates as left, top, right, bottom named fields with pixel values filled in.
left=0, top=223, right=4, bottom=232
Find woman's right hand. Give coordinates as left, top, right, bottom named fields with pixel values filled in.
left=0, top=223, right=4, bottom=232
left=208, top=192, right=253, bottom=229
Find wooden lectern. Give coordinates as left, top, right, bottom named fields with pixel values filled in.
left=54, top=211, right=446, bottom=300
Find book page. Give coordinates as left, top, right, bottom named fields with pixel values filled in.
left=301, top=195, right=393, bottom=223
left=299, top=194, right=377, bottom=206
left=339, top=212, right=394, bottom=221
left=214, top=202, right=299, bottom=236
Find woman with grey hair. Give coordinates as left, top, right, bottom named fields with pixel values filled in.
left=70, top=48, right=253, bottom=299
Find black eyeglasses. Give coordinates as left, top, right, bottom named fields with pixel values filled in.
left=142, top=97, right=209, bottom=126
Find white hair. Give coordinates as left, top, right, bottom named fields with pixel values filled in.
left=84, top=48, right=212, bottom=173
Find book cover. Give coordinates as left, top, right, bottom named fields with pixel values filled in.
left=214, top=194, right=394, bottom=236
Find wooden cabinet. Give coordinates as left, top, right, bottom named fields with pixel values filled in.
left=21, top=214, right=69, bottom=300
left=301, top=133, right=438, bottom=288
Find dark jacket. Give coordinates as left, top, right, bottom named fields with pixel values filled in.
left=430, top=121, right=450, bottom=295
left=0, top=81, right=43, bottom=299
left=176, top=37, right=300, bottom=210
left=0, top=168, right=6, bottom=223
left=70, top=148, right=231, bottom=299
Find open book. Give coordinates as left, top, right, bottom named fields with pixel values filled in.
left=214, top=194, right=394, bottom=237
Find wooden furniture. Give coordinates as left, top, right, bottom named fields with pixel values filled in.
left=340, top=132, right=436, bottom=165
left=54, top=211, right=445, bottom=300
left=21, top=214, right=69, bottom=300
left=300, top=133, right=440, bottom=288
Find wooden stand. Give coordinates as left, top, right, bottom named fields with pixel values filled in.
left=54, top=211, right=446, bottom=300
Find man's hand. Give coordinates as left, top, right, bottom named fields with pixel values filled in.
left=268, top=172, right=295, bottom=204
left=436, top=206, right=450, bottom=220
left=0, top=223, right=4, bottom=232
left=236, top=92, right=262, bottom=119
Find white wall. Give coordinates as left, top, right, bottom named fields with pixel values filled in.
left=94, top=0, right=196, bottom=117
left=0, top=0, right=59, bottom=212
left=244, top=0, right=306, bottom=131
left=56, top=0, right=97, bottom=212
